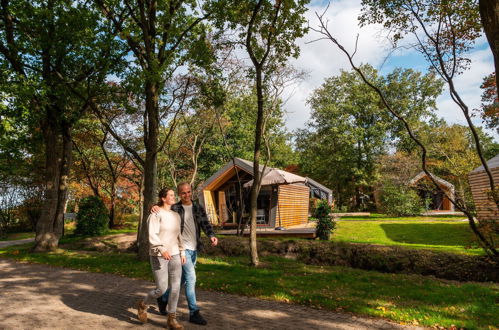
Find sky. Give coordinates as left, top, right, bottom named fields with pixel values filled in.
left=281, top=0, right=497, bottom=140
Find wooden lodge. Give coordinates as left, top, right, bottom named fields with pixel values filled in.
left=469, top=154, right=499, bottom=221
left=199, top=158, right=332, bottom=229
left=408, top=171, right=454, bottom=211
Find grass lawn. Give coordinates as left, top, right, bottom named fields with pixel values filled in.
left=0, top=243, right=497, bottom=329
left=338, top=213, right=466, bottom=221
left=0, top=232, right=34, bottom=241
left=332, top=221, right=484, bottom=255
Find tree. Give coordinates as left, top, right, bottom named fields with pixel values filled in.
left=313, top=1, right=498, bottom=255
left=296, top=65, right=443, bottom=209
left=358, top=0, right=497, bottom=209
left=0, top=0, right=122, bottom=251
left=72, top=118, right=133, bottom=227
left=212, top=0, right=309, bottom=265
left=94, top=0, right=215, bottom=259
left=479, top=72, right=499, bottom=134
left=479, top=0, right=499, bottom=96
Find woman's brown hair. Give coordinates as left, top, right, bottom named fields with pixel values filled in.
left=157, top=188, right=173, bottom=206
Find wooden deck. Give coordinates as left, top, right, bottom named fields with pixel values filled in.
left=218, top=227, right=317, bottom=239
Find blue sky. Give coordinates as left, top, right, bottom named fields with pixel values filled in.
left=283, top=0, right=497, bottom=140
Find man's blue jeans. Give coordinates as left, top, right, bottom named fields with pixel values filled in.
left=161, top=249, right=199, bottom=315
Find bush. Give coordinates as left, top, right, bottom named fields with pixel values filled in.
left=201, top=237, right=499, bottom=282
left=314, top=200, right=336, bottom=240
left=75, top=196, right=109, bottom=236
left=380, top=183, right=424, bottom=216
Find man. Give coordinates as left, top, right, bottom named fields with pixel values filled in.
left=152, top=182, right=218, bottom=326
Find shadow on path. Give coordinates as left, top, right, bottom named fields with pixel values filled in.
left=0, top=258, right=422, bottom=330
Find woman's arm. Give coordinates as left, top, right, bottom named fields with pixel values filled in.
left=148, top=213, right=167, bottom=255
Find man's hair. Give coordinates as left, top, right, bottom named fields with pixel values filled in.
left=177, top=182, right=191, bottom=192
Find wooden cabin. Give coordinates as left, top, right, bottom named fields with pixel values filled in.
left=408, top=172, right=454, bottom=211
left=199, top=158, right=331, bottom=228
left=469, top=154, right=499, bottom=221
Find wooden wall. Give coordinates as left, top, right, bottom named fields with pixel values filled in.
left=275, top=184, right=309, bottom=227
left=469, top=168, right=499, bottom=221
left=203, top=190, right=219, bottom=225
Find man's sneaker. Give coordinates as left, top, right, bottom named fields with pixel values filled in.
left=189, top=310, right=207, bottom=325
left=156, top=297, right=167, bottom=315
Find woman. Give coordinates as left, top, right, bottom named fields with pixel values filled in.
left=137, top=188, right=186, bottom=330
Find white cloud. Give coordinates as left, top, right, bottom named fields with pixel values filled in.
left=282, top=0, right=498, bottom=141
left=436, top=47, right=495, bottom=130
left=284, top=0, right=392, bottom=131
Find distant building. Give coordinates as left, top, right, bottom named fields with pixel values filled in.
left=469, top=154, right=499, bottom=221
left=408, top=171, right=455, bottom=211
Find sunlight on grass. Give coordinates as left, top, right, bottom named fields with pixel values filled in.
left=332, top=221, right=486, bottom=255
left=1, top=244, right=497, bottom=329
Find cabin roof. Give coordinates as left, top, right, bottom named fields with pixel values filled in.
left=471, top=154, right=499, bottom=174
left=305, top=177, right=332, bottom=194
left=408, top=171, right=454, bottom=190
left=201, top=158, right=333, bottom=197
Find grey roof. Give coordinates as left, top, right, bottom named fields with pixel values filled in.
left=471, top=154, right=499, bottom=174
left=408, top=171, right=454, bottom=190
left=305, top=177, right=333, bottom=194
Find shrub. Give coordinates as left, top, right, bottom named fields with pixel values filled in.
left=201, top=237, right=498, bottom=282
left=314, top=200, right=336, bottom=240
left=75, top=196, right=109, bottom=236
left=380, top=183, right=424, bottom=216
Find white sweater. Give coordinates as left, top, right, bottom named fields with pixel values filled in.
left=147, top=209, right=185, bottom=257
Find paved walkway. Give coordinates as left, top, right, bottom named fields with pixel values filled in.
left=0, top=238, right=34, bottom=248
left=0, top=258, right=425, bottom=330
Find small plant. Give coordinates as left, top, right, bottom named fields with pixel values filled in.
left=314, top=200, right=336, bottom=240
left=380, top=183, right=424, bottom=216
left=75, top=196, right=108, bottom=236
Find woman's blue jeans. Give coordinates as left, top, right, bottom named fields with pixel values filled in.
left=161, top=249, right=199, bottom=315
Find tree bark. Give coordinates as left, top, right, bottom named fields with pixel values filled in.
left=137, top=80, right=160, bottom=260
left=249, top=67, right=265, bottom=267
left=33, top=114, right=72, bottom=251
left=479, top=0, right=499, bottom=96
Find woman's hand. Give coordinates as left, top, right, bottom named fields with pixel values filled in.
left=151, top=205, right=161, bottom=214
left=181, top=255, right=186, bottom=265
left=161, top=251, right=171, bottom=260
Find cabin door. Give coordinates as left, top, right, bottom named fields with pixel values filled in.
left=218, top=191, right=228, bottom=223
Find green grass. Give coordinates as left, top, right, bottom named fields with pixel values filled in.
left=0, top=232, right=35, bottom=241
left=338, top=213, right=466, bottom=221
left=1, top=244, right=497, bottom=329
left=332, top=221, right=485, bottom=255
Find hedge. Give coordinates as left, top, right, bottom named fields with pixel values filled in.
left=201, top=236, right=498, bottom=282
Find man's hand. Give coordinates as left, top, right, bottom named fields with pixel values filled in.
left=161, top=251, right=171, bottom=260
left=151, top=205, right=161, bottom=214
left=210, top=236, right=218, bottom=246
left=181, top=255, right=186, bottom=265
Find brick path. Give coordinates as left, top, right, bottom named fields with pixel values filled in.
left=0, top=258, right=426, bottom=330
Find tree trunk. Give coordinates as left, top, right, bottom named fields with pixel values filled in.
left=33, top=116, right=72, bottom=251
left=137, top=81, right=160, bottom=260
left=479, top=0, right=499, bottom=96
left=249, top=67, right=265, bottom=267
left=109, top=183, right=116, bottom=228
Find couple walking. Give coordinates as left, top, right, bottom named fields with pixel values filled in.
left=137, top=182, right=218, bottom=329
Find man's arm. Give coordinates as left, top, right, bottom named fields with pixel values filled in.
left=196, top=203, right=218, bottom=246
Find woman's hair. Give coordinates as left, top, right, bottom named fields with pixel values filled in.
left=157, top=188, right=173, bottom=206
